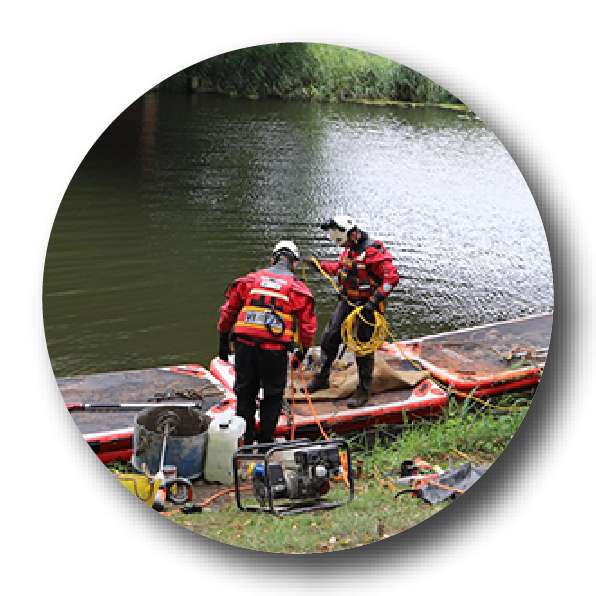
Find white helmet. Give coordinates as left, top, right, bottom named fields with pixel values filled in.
left=273, top=240, right=300, bottom=261
left=320, top=215, right=358, bottom=247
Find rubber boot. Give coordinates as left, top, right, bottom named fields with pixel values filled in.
left=243, top=419, right=256, bottom=447
left=347, top=386, right=371, bottom=408
left=305, top=373, right=330, bottom=394
left=303, top=352, right=333, bottom=393
left=356, top=353, right=374, bottom=390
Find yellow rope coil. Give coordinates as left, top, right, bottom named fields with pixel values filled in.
left=308, top=257, right=386, bottom=356
left=341, top=306, right=388, bottom=357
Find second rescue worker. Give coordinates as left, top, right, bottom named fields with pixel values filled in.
left=217, top=241, right=317, bottom=446
left=306, top=216, right=399, bottom=408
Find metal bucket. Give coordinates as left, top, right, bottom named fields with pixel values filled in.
left=132, top=406, right=210, bottom=480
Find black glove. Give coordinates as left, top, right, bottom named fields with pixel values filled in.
left=291, top=348, right=306, bottom=369
left=364, top=294, right=382, bottom=314
left=303, top=255, right=318, bottom=270
left=218, top=332, right=230, bottom=362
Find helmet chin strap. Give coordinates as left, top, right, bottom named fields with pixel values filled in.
left=346, top=229, right=360, bottom=248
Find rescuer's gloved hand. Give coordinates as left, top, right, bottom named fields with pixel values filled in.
left=218, top=332, right=230, bottom=362
left=304, top=255, right=318, bottom=270
left=291, top=348, right=307, bottom=369
left=364, top=293, right=383, bottom=314
left=363, top=300, right=376, bottom=314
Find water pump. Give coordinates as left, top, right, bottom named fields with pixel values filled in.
left=233, top=439, right=354, bottom=515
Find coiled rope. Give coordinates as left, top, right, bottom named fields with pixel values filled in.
left=341, top=305, right=389, bottom=356
left=305, top=257, right=388, bottom=356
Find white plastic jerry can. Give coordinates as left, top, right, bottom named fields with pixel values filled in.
left=204, top=414, right=247, bottom=484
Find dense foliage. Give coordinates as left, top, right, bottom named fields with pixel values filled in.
left=163, top=43, right=460, bottom=104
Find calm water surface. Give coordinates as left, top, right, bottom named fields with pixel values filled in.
left=43, top=93, right=553, bottom=377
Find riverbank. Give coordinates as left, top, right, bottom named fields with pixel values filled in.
left=162, top=43, right=466, bottom=109
left=182, top=88, right=471, bottom=113
left=163, top=396, right=528, bottom=552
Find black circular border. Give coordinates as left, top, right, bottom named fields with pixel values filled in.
left=25, top=25, right=593, bottom=592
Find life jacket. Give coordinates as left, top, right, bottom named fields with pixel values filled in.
left=338, top=238, right=387, bottom=300
left=233, top=268, right=298, bottom=347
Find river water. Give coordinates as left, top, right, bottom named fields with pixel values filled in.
left=43, top=93, right=553, bottom=378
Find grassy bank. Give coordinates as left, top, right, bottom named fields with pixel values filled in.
left=165, top=396, right=528, bottom=552
left=163, top=43, right=464, bottom=108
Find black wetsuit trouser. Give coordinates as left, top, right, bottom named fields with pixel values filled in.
left=234, top=339, right=288, bottom=446
left=318, top=298, right=375, bottom=391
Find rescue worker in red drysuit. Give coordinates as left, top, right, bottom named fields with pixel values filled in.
left=217, top=241, right=317, bottom=446
left=305, top=216, right=399, bottom=408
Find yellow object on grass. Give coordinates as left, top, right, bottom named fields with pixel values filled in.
left=113, top=472, right=161, bottom=507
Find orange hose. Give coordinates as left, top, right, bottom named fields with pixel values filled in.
left=426, top=481, right=464, bottom=494
left=290, top=360, right=296, bottom=441
left=161, top=485, right=254, bottom=515
left=297, top=361, right=329, bottom=440
left=297, top=362, right=364, bottom=491
left=412, top=479, right=464, bottom=494
left=199, top=485, right=253, bottom=506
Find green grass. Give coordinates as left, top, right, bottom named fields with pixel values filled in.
left=170, top=486, right=449, bottom=553
left=165, top=395, right=529, bottom=552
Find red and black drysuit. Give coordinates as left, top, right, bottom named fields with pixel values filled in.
left=218, top=260, right=317, bottom=445
left=315, top=232, right=399, bottom=393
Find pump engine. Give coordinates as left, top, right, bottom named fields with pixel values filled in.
left=233, top=439, right=353, bottom=515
